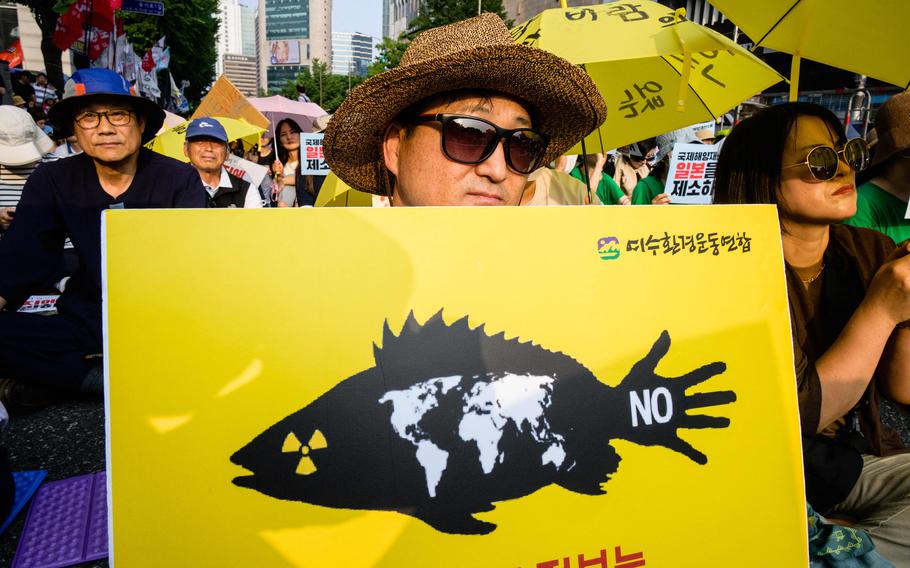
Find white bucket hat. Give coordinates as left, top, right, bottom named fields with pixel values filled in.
left=0, top=106, right=55, bottom=166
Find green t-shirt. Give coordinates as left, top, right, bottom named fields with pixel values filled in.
left=569, top=167, right=625, bottom=205
left=631, top=176, right=664, bottom=205
left=844, top=181, right=910, bottom=244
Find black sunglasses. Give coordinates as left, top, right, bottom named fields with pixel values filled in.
left=783, top=137, right=870, bottom=181
left=412, top=114, right=548, bottom=174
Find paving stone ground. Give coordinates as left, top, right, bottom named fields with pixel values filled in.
left=0, top=398, right=106, bottom=568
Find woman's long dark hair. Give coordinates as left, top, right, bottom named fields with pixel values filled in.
left=275, top=118, right=302, bottom=165
left=714, top=102, right=847, bottom=205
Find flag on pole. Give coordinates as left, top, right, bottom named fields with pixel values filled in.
left=0, top=39, right=23, bottom=68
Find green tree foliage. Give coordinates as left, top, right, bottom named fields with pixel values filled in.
left=406, top=0, right=510, bottom=38
left=367, top=36, right=408, bottom=77
left=14, top=1, right=66, bottom=90
left=120, top=0, right=218, bottom=105
left=16, top=0, right=217, bottom=105
left=280, top=58, right=366, bottom=113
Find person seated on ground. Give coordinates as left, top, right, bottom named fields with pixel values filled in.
left=271, top=118, right=303, bottom=207
left=0, top=68, right=207, bottom=408
left=323, top=14, right=605, bottom=207
left=0, top=106, right=59, bottom=239
left=184, top=118, right=261, bottom=209
left=11, top=72, right=34, bottom=106
left=569, top=153, right=626, bottom=205
left=51, top=133, right=82, bottom=158
left=631, top=127, right=704, bottom=205
left=714, top=101, right=910, bottom=564
left=612, top=138, right=657, bottom=197
left=845, top=91, right=910, bottom=244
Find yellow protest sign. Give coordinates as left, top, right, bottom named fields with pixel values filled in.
left=191, top=75, right=270, bottom=130
left=103, top=206, right=806, bottom=567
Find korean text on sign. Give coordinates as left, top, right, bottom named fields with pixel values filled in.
left=664, top=142, right=720, bottom=204
left=300, top=133, right=330, bottom=176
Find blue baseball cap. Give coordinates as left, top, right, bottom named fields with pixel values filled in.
left=185, top=118, right=229, bottom=143
left=48, top=68, right=165, bottom=142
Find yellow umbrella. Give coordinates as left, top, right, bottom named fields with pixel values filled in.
left=146, top=116, right=265, bottom=163
left=512, top=0, right=785, bottom=154
left=709, top=0, right=910, bottom=100
left=314, top=172, right=374, bottom=207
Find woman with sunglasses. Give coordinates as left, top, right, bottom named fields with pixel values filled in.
left=714, top=102, right=910, bottom=564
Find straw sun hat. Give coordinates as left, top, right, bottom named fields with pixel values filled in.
left=871, top=90, right=910, bottom=167
left=324, top=13, right=607, bottom=195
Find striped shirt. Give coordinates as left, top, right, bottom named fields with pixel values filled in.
left=1, top=154, right=62, bottom=243
left=33, top=84, right=56, bottom=106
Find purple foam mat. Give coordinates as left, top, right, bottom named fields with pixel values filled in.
left=12, top=472, right=108, bottom=568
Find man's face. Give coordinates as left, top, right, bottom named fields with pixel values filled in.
left=184, top=136, right=229, bottom=174
left=383, top=94, right=535, bottom=206
left=36, top=75, right=47, bottom=86
left=72, top=100, right=145, bottom=165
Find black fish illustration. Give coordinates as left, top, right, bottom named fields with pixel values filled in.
left=231, top=311, right=735, bottom=535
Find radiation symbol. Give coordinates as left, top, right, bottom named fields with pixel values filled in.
left=282, top=430, right=328, bottom=475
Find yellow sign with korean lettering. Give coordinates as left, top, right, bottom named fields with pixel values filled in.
left=103, top=205, right=806, bottom=567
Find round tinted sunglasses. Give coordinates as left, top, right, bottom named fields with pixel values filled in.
left=412, top=114, right=549, bottom=174
left=782, top=137, right=870, bottom=181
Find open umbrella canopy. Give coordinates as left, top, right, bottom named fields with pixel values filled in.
left=156, top=110, right=186, bottom=135
left=146, top=116, right=265, bottom=163
left=313, top=172, right=373, bottom=207
left=512, top=1, right=785, bottom=154
left=709, top=0, right=910, bottom=96
left=248, top=95, right=327, bottom=135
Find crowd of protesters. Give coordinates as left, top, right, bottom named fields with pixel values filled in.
left=0, top=12, right=909, bottom=566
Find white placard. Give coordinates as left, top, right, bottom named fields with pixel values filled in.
left=18, top=294, right=59, bottom=314
left=664, top=143, right=720, bottom=205
left=300, top=133, right=329, bottom=176
left=224, top=154, right=269, bottom=190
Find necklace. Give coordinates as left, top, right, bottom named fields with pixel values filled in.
left=799, top=262, right=825, bottom=285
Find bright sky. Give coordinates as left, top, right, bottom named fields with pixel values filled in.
left=241, top=0, right=383, bottom=39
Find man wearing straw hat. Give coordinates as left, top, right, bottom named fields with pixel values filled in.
left=0, top=68, right=206, bottom=406
left=324, top=13, right=607, bottom=206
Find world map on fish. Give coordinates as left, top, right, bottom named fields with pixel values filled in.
left=379, top=373, right=568, bottom=498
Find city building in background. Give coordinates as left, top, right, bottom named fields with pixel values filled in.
left=259, top=0, right=331, bottom=94
left=217, top=0, right=260, bottom=93
left=331, top=31, right=372, bottom=77
left=383, top=0, right=418, bottom=39
left=223, top=54, right=258, bottom=95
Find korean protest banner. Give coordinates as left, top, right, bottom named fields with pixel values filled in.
left=225, top=154, right=269, bottom=190
left=103, top=206, right=807, bottom=567
left=300, top=133, right=329, bottom=175
left=665, top=143, right=720, bottom=204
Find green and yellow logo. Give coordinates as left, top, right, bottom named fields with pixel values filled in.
left=597, top=236, right=621, bottom=260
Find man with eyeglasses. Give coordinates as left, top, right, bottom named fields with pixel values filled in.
left=0, top=68, right=206, bottom=407
left=324, top=14, right=607, bottom=207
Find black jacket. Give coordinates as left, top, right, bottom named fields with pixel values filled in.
left=209, top=172, right=252, bottom=208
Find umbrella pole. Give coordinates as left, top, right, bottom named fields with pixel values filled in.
left=789, top=54, right=801, bottom=102
left=580, top=137, right=593, bottom=205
